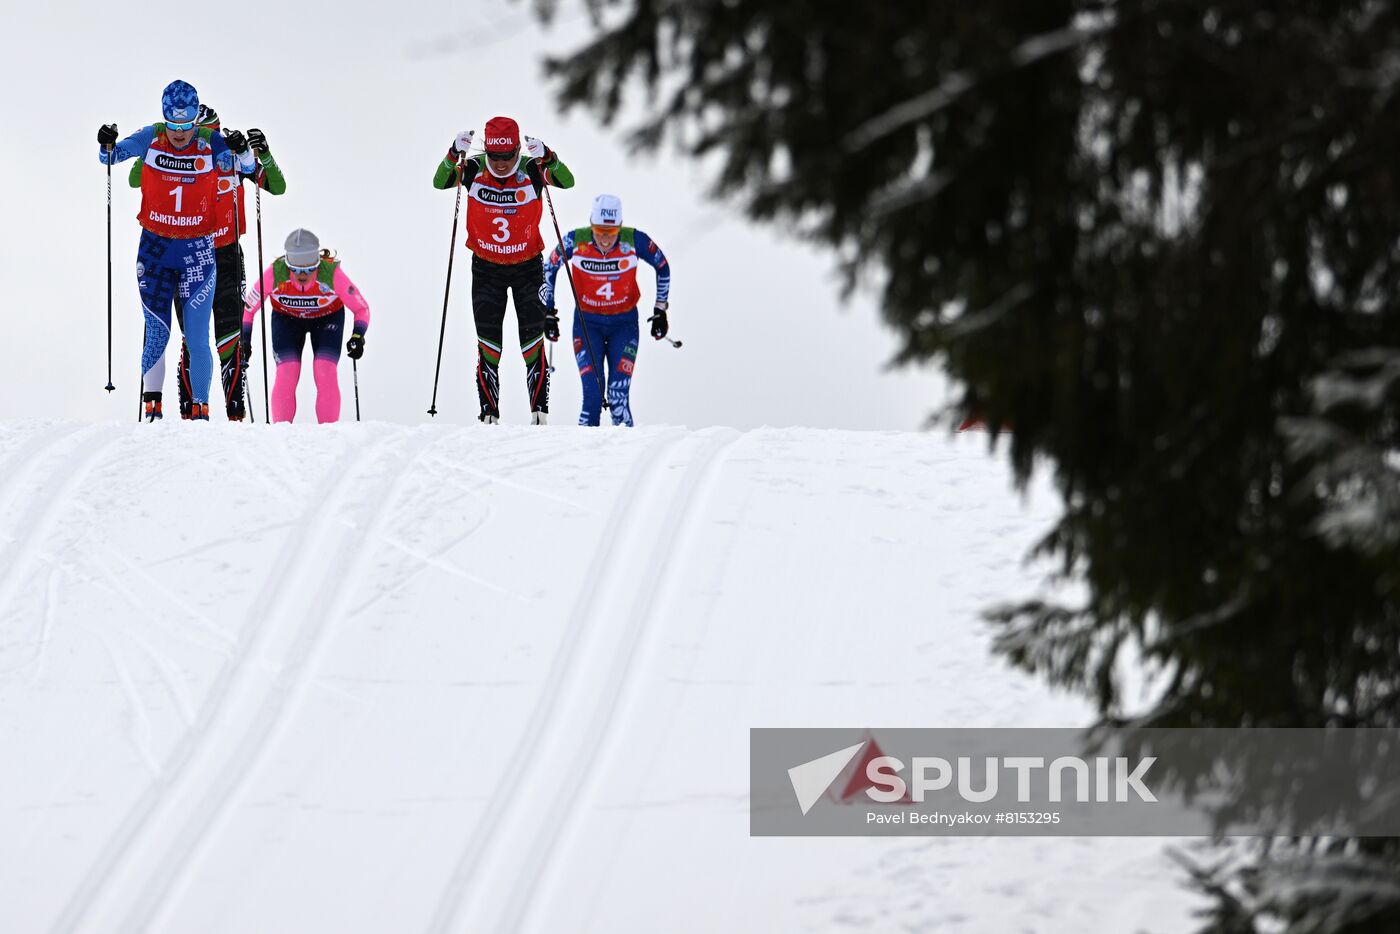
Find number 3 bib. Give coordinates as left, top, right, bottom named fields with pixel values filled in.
left=465, top=163, right=544, bottom=264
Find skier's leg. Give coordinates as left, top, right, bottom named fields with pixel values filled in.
left=271, top=362, right=301, bottom=422
left=574, top=311, right=602, bottom=427
left=309, top=311, right=345, bottom=424
left=176, top=236, right=217, bottom=405
left=136, top=233, right=178, bottom=399
left=470, top=256, right=508, bottom=420
left=607, top=310, right=640, bottom=428
left=511, top=256, right=550, bottom=416
left=213, top=244, right=247, bottom=418
left=269, top=312, right=307, bottom=423
left=174, top=294, right=192, bottom=418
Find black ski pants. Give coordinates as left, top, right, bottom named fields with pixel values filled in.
left=470, top=253, right=550, bottom=419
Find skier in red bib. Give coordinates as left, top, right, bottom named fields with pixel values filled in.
left=127, top=105, right=288, bottom=420
left=433, top=116, right=575, bottom=424
left=97, top=80, right=255, bottom=420
left=543, top=194, right=672, bottom=426
left=241, top=229, right=371, bottom=423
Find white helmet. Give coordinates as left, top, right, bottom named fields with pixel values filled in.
left=590, top=193, right=623, bottom=227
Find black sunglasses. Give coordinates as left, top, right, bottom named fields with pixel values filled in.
left=486, top=148, right=519, bottom=161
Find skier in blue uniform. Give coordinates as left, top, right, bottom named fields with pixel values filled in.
left=542, top=194, right=672, bottom=426
left=97, top=79, right=254, bottom=420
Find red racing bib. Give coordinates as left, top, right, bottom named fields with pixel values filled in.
left=568, top=227, right=643, bottom=314
left=211, top=171, right=248, bottom=248
left=139, top=130, right=218, bottom=239
left=268, top=257, right=345, bottom=319
left=464, top=161, right=544, bottom=264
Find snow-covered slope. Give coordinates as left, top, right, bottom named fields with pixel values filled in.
left=0, top=421, right=1196, bottom=933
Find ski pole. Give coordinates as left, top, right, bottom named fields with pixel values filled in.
left=105, top=143, right=116, bottom=393
left=428, top=154, right=465, bottom=417
left=352, top=358, right=361, bottom=422
left=662, top=336, right=683, bottom=349
left=543, top=184, right=606, bottom=406
left=229, top=144, right=241, bottom=422
left=255, top=177, right=271, bottom=423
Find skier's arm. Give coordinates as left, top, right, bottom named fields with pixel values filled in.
left=542, top=233, right=576, bottom=308
left=209, top=131, right=257, bottom=176
left=128, top=159, right=143, bottom=188
left=538, top=152, right=574, bottom=189
left=633, top=229, right=672, bottom=305
left=332, top=266, right=371, bottom=337
left=434, top=152, right=480, bottom=190
left=247, top=150, right=287, bottom=195
left=98, top=125, right=155, bottom=166
left=241, top=266, right=278, bottom=342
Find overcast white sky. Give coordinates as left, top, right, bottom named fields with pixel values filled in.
left=1, top=0, right=946, bottom=429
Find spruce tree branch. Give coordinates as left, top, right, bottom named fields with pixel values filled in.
left=844, top=17, right=1116, bottom=153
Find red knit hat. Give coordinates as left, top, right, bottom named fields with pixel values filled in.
left=483, top=116, right=520, bottom=152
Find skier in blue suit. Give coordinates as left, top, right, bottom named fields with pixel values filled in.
left=542, top=194, right=672, bottom=426
left=97, top=79, right=254, bottom=420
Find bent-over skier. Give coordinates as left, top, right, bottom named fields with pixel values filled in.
left=241, top=229, right=370, bottom=423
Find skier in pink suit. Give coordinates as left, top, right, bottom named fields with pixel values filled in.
left=241, top=228, right=370, bottom=423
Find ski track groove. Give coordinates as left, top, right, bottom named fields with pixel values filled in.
left=426, top=428, right=739, bottom=934
left=96, top=631, right=163, bottom=778
left=348, top=432, right=621, bottom=617
left=25, top=566, right=61, bottom=686
left=520, top=428, right=742, bottom=933
left=86, top=549, right=236, bottom=656
left=51, top=431, right=385, bottom=934
left=127, top=427, right=440, bottom=934
left=425, top=454, right=603, bottom=515
left=424, top=428, right=684, bottom=934
left=94, top=607, right=201, bottom=728
left=0, top=424, right=119, bottom=636
left=144, top=519, right=298, bottom=568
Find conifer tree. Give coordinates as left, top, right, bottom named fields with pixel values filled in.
left=538, top=2, right=1400, bottom=928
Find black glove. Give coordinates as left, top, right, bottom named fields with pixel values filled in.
left=247, top=127, right=268, bottom=155
left=544, top=308, right=560, bottom=342
left=347, top=333, right=365, bottom=360
left=649, top=309, right=669, bottom=340
left=98, top=123, right=118, bottom=147
left=223, top=129, right=249, bottom=154
left=239, top=336, right=253, bottom=365
left=197, top=104, right=219, bottom=127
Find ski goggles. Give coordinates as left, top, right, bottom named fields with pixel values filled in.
left=591, top=224, right=622, bottom=238
left=166, top=119, right=196, bottom=132
left=287, top=261, right=319, bottom=274
left=485, top=147, right=520, bottom=161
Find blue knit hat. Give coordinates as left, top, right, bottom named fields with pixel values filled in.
left=161, top=80, right=200, bottom=124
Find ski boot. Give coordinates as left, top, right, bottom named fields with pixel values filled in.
left=190, top=403, right=210, bottom=421
left=142, top=392, right=163, bottom=422
left=479, top=405, right=500, bottom=425
left=226, top=398, right=246, bottom=423
left=531, top=411, right=548, bottom=426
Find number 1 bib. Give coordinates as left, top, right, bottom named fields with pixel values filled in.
left=139, top=128, right=218, bottom=239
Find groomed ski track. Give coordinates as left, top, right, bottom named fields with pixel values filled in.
left=0, top=420, right=1197, bottom=933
